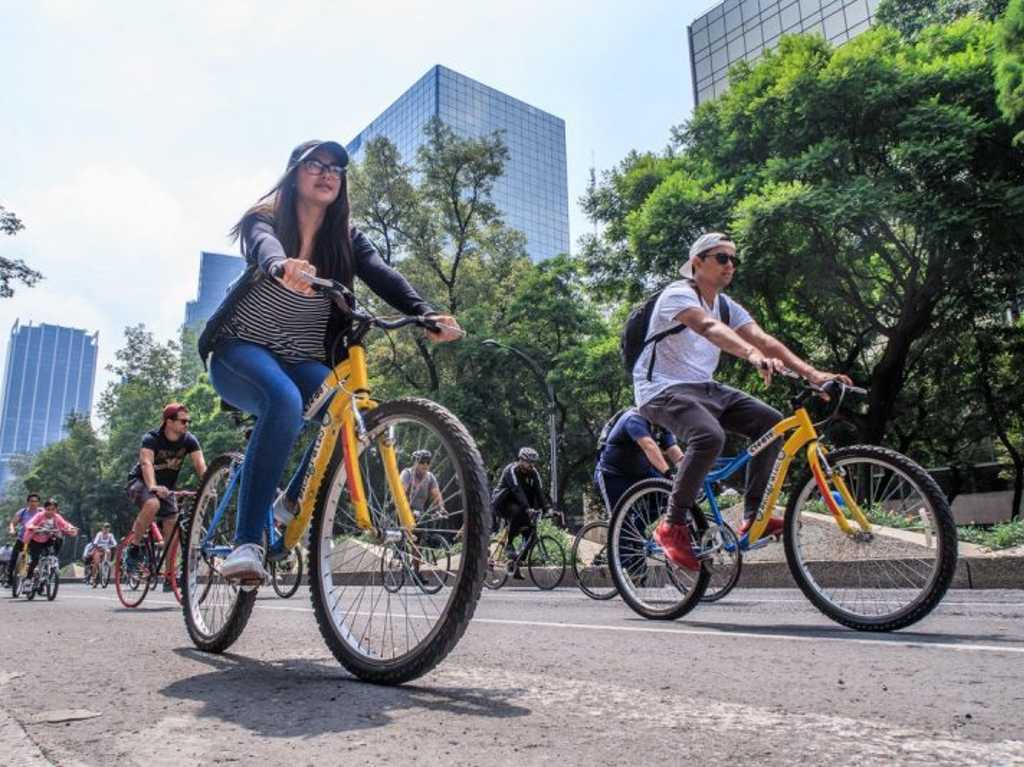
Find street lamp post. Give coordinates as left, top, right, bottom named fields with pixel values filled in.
left=482, top=339, right=559, bottom=505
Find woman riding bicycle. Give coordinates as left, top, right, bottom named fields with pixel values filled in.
left=198, top=139, right=462, bottom=582
left=88, top=523, right=117, bottom=587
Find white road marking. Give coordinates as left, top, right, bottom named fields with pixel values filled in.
left=59, top=592, right=1024, bottom=655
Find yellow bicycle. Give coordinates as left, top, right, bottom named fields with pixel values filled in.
left=608, top=375, right=958, bottom=631
left=182, top=276, right=491, bottom=684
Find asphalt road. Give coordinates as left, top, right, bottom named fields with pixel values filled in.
left=2, top=584, right=1023, bottom=766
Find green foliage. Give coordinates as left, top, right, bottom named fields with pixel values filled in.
left=875, top=0, right=1007, bottom=38
left=996, top=0, right=1024, bottom=143
left=0, top=203, right=43, bottom=298
left=958, top=519, right=1024, bottom=548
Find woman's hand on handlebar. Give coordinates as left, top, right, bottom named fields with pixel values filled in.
left=423, top=314, right=464, bottom=343
left=276, top=259, right=317, bottom=296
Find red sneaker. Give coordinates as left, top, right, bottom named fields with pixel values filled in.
left=654, top=520, right=701, bottom=572
left=739, top=516, right=784, bottom=540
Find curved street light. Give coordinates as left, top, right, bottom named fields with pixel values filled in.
left=481, top=339, right=559, bottom=505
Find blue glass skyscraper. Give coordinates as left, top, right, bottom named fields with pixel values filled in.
left=347, top=65, right=570, bottom=262
left=0, top=321, right=99, bottom=482
left=185, top=251, right=245, bottom=329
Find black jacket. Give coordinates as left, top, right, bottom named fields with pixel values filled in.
left=491, top=463, right=549, bottom=512
left=198, top=221, right=434, bottom=366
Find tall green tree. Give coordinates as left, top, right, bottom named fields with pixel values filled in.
left=875, top=0, right=1007, bottom=38
left=996, top=0, right=1024, bottom=143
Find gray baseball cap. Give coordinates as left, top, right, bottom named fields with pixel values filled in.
left=680, top=232, right=735, bottom=278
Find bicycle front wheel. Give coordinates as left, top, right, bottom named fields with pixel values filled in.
left=527, top=535, right=566, bottom=590
left=309, top=397, right=490, bottom=685
left=700, top=520, right=742, bottom=603
left=182, top=453, right=257, bottom=652
left=608, top=478, right=710, bottom=620
left=45, top=565, right=59, bottom=601
left=784, top=445, right=958, bottom=631
left=100, top=559, right=111, bottom=588
left=572, top=522, right=617, bottom=601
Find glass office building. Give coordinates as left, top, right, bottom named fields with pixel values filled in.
left=347, top=65, right=570, bottom=262
left=0, top=321, right=98, bottom=483
left=689, top=0, right=882, bottom=104
left=184, top=251, right=245, bottom=329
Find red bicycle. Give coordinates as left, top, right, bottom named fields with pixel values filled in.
left=114, top=491, right=195, bottom=608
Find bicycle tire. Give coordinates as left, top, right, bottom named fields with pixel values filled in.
left=379, top=543, right=406, bottom=594
left=11, top=553, right=24, bottom=598
left=114, top=537, right=151, bottom=608
left=608, top=478, right=710, bottom=620
left=700, top=521, right=742, bottom=603
left=572, top=521, right=617, bottom=601
left=165, top=527, right=183, bottom=606
left=45, top=564, right=59, bottom=601
left=100, top=559, right=111, bottom=588
left=783, top=445, right=958, bottom=632
left=483, top=535, right=509, bottom=590
left=25, top=576, right=36, bottom=600
left=309, top=397, right=490, bottom=685
left=182, top=452, right=257, bottom=652
left=414, top=533, right=452, bottom=595
left=527, top=535, right=566, bottom=590
left=271, top=546, right=304, bottom=599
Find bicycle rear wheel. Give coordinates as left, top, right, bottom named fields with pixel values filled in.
left=309, top=397, right=490, bottom=685
left=608, top=478, right=710, bottom=620
left=483, top=535, right=509, bottom=590
left=527, top=535, right=566, bottom=590
left=271, top=546, right=304, bottom=599
left=115, top=536, right=151, bottom=608
left=182, top=453, right=257, bottom=652
left=784, top=445, right=958, bottom=631
left=572, top=521, right=617, bottom=601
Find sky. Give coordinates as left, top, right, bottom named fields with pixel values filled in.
left=0, top=0, right=709, bottom=407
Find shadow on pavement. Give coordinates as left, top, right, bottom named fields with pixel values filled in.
left=159, top=648, right=532, bottom=737
left=676, top=619, right=1019, bottom=646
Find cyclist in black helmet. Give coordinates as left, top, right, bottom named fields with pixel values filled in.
left=491, top=447, right=552, bottom=574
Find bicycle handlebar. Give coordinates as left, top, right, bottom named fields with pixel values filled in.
left=268, top=265, right=457, bottom=337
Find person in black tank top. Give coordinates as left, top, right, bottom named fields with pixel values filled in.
left=206, top=140, right=463, bottom=582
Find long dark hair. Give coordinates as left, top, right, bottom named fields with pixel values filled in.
left=230, top=155, right=354, bottom=289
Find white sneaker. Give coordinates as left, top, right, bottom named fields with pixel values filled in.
left=220, top=544, right=268, bottom=582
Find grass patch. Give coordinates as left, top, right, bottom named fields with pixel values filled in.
left=957, top=520, right=1024, bottom=550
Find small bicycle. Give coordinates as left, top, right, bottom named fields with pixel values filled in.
left=183, top=273, right=490, bottom=685
left=608, top=375, right=958, bottom=631
left=114, top=490, right=195, bottom=608
left=88, top=547, right=114, bottom=589
left=485, top=509, right=567, bottom=591
left=571, top=520, right=616, bottom=600
left=15, top=535, right=63, bottom=601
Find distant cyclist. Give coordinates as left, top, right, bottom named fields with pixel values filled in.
left=595, top=409, right=683, bottom=513
left=492, top=447, right=552, bottom=571
left=87, top=523, right=117, bottom=587
left=22, top=499, right=77, bottom=589
left=633, top=232, right=850, bottom=571
left=6, top=493, right=41, bottom=586
left=123, top=403, right=206, bottom=571
left=400, top=450, right=447, bottom=522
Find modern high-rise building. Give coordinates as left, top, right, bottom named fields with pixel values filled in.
left=346, top=65, right=570, bottom=263
left=184, top=251, right=245, bottom=329
left=0, top=321, right=99, bottom=483
left=689, top=0, right=882, bottom=104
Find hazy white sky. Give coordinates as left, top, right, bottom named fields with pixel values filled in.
left=0, top=0, right=707, bottom=403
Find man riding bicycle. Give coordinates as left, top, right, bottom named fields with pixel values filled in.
left=21, top=498, right=78, bottom=591
left=6, top=493, right=41, bottom=585
left=635, top=232, right=851, bottom=571
left=86, top=523, right=117, bottom=587
left=400, top=450, right=447, bottom=522
left=123, top=403, right=206, bottom=572
left=492, top=447, right=552, bottom=577
left=595, top=410, right=684, bottom=513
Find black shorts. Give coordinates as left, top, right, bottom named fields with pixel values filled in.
left=127, top=480, right=178, bottom=520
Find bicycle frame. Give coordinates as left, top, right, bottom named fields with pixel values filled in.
left=702, top=405, right=873, bottom=546
left=200, top=343, right=414, bottom=556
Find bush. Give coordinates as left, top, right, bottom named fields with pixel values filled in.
left=958, top=520, right=1024, bottom=550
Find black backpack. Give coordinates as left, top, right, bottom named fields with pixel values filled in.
left=596, top=408, right=631, bottom=453
left=620, top=280, right=730, bottom=381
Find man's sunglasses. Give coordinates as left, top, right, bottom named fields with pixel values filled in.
left=701, top=251, right=741, bottom=268
left=175, top=418, right=192, bottom=426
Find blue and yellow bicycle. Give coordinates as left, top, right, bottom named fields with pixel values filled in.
left=608, top=376, right=958, bottom=631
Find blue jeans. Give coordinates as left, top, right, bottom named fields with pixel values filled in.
left=209, top=339, right=330, bottom=546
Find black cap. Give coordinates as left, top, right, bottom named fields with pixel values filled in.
left=288, top=140, right=349, bottom=171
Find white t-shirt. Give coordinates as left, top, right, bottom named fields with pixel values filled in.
left=633, top=280, right=753, bottom=406
left=92, top=531, right=117, bottom=548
